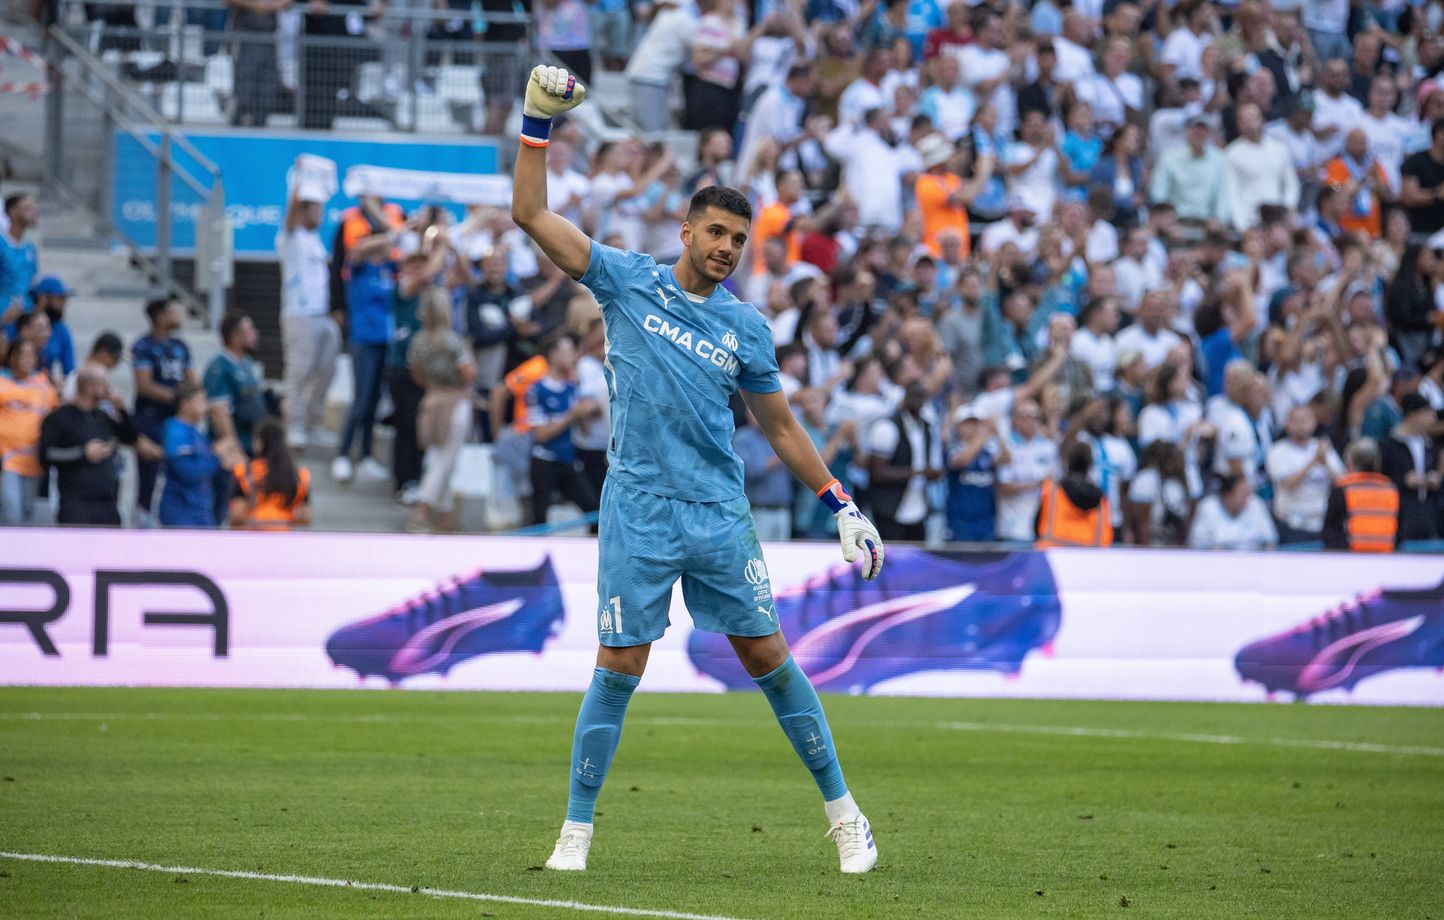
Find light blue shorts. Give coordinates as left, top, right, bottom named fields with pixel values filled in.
left=596, top=479, right=777, bottom=647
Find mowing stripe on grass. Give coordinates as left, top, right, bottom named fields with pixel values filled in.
left=6, top=710, right=1441, bottom=757
left=0, top=852, right=755, bottom=920
left=935, top=721, right=1444, bottom=757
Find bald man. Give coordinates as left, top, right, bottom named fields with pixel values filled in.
left=38, top=365, right=139, bottom=525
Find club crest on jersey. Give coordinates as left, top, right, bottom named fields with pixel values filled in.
left=722, top=330, right=739, bottom=351
left=744, top=557, right=768, bottom=586
left=642, top=313, right=741, bottom=376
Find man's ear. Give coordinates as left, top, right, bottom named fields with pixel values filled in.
left=680, top=220, right=693, bottom=248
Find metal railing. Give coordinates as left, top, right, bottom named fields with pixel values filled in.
left=43, top=25, right=229, bottom=323
left=55, top=0, right=532, bottom=135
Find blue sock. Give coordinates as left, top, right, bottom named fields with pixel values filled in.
left=565, top=667, right=640, bottom=823
left=753, top=655, right=848, bottom=802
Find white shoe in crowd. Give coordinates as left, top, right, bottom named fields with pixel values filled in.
left=286, top=426, right=308, bottom=450
left=398, top=483, right=423, bottom=507
left=332, top=456, right=354, bottom=483
left=356, top=458, right=390, bottom=483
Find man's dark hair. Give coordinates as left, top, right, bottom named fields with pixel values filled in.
left=219, top=310, right=251, bottom=346
left=92, top=331, right=124, bottom=358
left=687, top=186, right=752, bottom=223
left=14, top=311, right=39, bottom=336
left=145, top=297, right=173, bottom=323
left=1218, top=472, right=1247, bottom=496
left=174, top=381, right=205, bottom=406
left=1066, top=441, right=1094, bottom=476
left=3, top=193, right=29, bottom=216
left=544, top=332, right=578, bottom=358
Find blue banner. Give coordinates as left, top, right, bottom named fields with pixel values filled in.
left=113, top=131, right=500, bottom=255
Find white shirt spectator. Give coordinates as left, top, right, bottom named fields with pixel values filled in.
left=918, top=84, right=976, bottom=141
left=954, top=43, right=1016, bottom=137
left=1076, top=72, right=1144, bottom=135
left=996, top=435, right=1059, bottom=541
left=591, top=171, right=645, bottom=250
left=1359, top=111, right=1411, bottom=193
left=1114, top=324, right=1182, bottom=370
left=1312, top=90, right=1364, bottom=159
left=1050, top=35, right=1096, bottom=85
left=1159, top=27, right=1211, bottom=82
left=1265, top=118, right=1327, bottom=178
left=866, top=413, right=934, bottom=525
left=838, top=78, right=889, bottom=128
left=978, top=220, right=1040, bottom=259
left=1210, top=398, right=1260, bottom=483
left=1006, top=142, right=1061, bottom=221
left=739, top=83, right=807, bottom=168
left=1085, top=220, right=1119, bottom=264
left=1266, top=437, right=1345, bottom=532
left=277, top=227, right=330, bottom=317
left=1070, top=326, right=1118, bottom=392
left=624, top=5, right=697, bottom=85
left=825, top=124, right=914, bottom=232
left=743, top=34, right=808, bottom=98
left=547, top=165, right=592, bottom=229
left=1302, top=0, right=1349, bottom=32
left=1127, top=467, right=1191, bottom=543
left=1113, top=256, right=1161, bottom=314
left=1187, top=493, right=1279, bottom=550
left=574, top=353, right=611, bottom=452
left=1138, top=398, right=1203, bottom=447
left=1079, top=430, right=1137, bottom=527
left=827, top=383, right=902, bottom=434
left=1225, top=134, right=1300, bottom=231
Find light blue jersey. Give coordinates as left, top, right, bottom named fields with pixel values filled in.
left=580, top=241, right=780, bottom=502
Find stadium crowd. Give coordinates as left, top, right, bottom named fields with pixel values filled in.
left=11, top=0, right=1444, bottom=552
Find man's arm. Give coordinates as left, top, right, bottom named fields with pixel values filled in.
left=511, top=67, right=592, bottom=281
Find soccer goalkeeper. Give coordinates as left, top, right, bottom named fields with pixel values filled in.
left=512, top=66, right=884, bottom=874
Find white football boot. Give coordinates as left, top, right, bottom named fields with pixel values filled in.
left=826, top=813, right=877, bottom=874
left=545, top=820, right=593, bottom=871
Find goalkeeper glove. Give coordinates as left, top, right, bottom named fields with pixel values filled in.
left=521, top=65, right=587, bottom=148
left=818, top=479, right=884, bottom=581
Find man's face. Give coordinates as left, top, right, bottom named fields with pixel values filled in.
left=236, top=318, right=258, bottom=353
left=811, top=312, right=839, bottom=348
left=300, top=201, right=322, bottom=231
left=980, top=17, right=1003, bottom=47
left=550, top=338, right=578, bottom=375
left=903, top=382, right=928, bottom=414
left=22, top=313, right=51, bottom=350
left=8, top=195, right=36, bottom=227
left=1238, top=104, right=1262, bottom=136
left=1012, top=400, right=1042, bottom=438
left=1368, top=77, right=1395, bottom=113
left=1324, top=60, right=1349, bottom=94
left=1286, top=406, right=1315, bottom=441
left=1221, top=479, right=1250, bottom=516
left=1186, top=122, right=1209, bottom=152
left=1345, top=129, right=1369, bottom=161
left=682, top=206, right=750, bottom=284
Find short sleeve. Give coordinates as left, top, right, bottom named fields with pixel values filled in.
left=737, top=313, right=781, bottom=394
left=203, top=360, right=231, bottom=408
left=132, top=338, right=155, bottom=372
left=579, top=240, right=653, bottom=304
left=525, top=382, right=553, bottom=426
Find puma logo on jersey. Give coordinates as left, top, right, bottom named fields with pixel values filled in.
left=642, top=313, right=741, bottom=376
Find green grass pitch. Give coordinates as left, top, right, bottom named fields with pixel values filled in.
left=2, top=686, right=1441, bottom=919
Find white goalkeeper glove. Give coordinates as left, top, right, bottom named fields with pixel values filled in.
left=521, top=65, right=587, bottom=147
left=818, top=479, right=884, bottom=581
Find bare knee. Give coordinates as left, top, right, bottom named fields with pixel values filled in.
left=597, top=642, right=651, bottom=677
left=728, top=631, right=790, bottom=678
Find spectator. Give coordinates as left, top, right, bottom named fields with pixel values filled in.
left=409, top=288, right=478, bottom=532
left=1089, top=123, right=1146, bottom=228
left=387, top=251, right=438, bottom=503
left=1187, top=472, right=1279, bottom=550
left=31, top=277, right=74, bottom=381
left=0, top=193, right=38, bottom=333
left=1126, top=440, right=1191, bottom=546
left=1224, top=103, right=1299, bottom=231
left=1067, top=393, right=1137, bottom=536
left=204, top=309, right=269, bottom=529
left=229, top=417, right=312, bottom=530
left=1385, top=246, right=1441, bottom=371
left=1076, top=38, right=1144, bottom=139
left=1070, top=297, right=1120, bottom=393
left=994, top=396, right=1059, bottom=542
left=1323, top=128, right=1393, bottom=240
left=227, top=0, right=287, bottom=127
left=132, top=297, right=195, bottom=520
left=333, top=215, right=401, bottom=485
left=1035, top=441, right=1114, bottom=548
left=63, top=332, right=123, bottom=401
left=1150, top=115, right=1229, bottom=225
left=1158, top=0, right=1215, bottom=84
left=1266, top=94, right=1326, bottom=193
left=1267, top=404, right=1345, bottom=544
left=279, top=173, right=340, bottom=451
left=736, top=401, right=794, bottom=542
left=1312, top=59, right=1365, bottom=160
left=158, top=383, right=240, bottom=528
left=524, top=334, right=597, bottom=527
left=1380, top=392, right=1443, bottom=543
left=917, top=55, right=972, bottom=142
left=825, top=108, right=915, bottom=233
left=1206, top=356, right=1264, bottom=490
left=536, top=0, right=593, bottom=86
left=300, top=0, right=372, bottom=130
left=591, top=0, right=633, bottom=72
left=625, top=0, right=697, bottom=133
left=1115, top=290, right=1183, bottom=370
left=957, top=9, right=1019, bottom=138
left=1359, top=75, right=1410, bottom=193
left=944, top=403, right=1000, bottom=542
left=0, top=339, right=58, bottom=524
left=573, top=317, right=610, bottom=497
left=1400, top=119, right=1444, bottom=235
left=1322, top=437, right=1399, bottom=552
left=683, top=0, right=743, bottom=132
left=1059, top=101, right=1103, bottom=201
left=40, top=365, right=137, bottom=526
left=865, top=380, right=941, bottom=542
left=1005, top=109, right=1069, bottom=223
left=1016, top=40, right=1062, bottom=123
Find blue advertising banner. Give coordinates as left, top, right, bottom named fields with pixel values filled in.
left=112, top=131, right=500, bottom=255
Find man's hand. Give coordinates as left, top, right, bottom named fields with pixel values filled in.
left=818, top=479, right=884, bottom=580
left=84, top=439, right=117, bottom=464
left=524, top=65, right=587, bottom=121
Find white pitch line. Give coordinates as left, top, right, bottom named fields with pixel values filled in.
left=934, top=721, right=1444, bottom=757
left=0, top=852, right=756, bottom=920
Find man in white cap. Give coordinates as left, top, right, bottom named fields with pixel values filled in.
left=277, top=166, right=341, bottom=450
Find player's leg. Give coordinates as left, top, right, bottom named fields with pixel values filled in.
left=682, top=499, right=877, bottom=873
left=547, top=482, right=679, bottom=871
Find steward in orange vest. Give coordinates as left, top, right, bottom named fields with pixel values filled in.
left=1323, top=440, right=1399, bottom=552
left=1036, top=442, right=1114, bottom=548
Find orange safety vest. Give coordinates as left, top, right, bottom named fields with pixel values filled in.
left=1338, top=471, right=1398, bottom=553
left=1036, top=478, right=1114, bottom=548
left=233, top=460, right=311, bottom=530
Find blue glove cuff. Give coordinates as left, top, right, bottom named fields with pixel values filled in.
left=520, top=114, right=552, bottom=147
left=817, top=478, right=851, bottom=514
